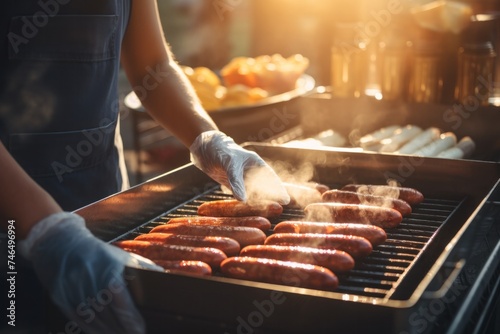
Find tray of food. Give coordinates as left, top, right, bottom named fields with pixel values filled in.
left=124, top=53, right=314, bottom=114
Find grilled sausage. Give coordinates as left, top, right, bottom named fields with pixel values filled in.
left=152, top=260, right=212, bottom=276
left=304, top=203, right=403, bottom=228
left=135, top=232, right=241, bottom=257
left=264, top=233, right=373, bottom=258
left=113, top=240, right=227, bottom=269
left=283, top=182, right=322, bottom=208
left=165, top=216, right=271, bottom=231
left=197, top=199, right=283, bottom=218
left=321, top=189, right=412, bottom=216
left=220, top=257, right=339, bottom=290
left=273, top=221, right=387, bottom=246
left=341, top=184, right=424, bottom=205
left=149, top=223, right=266, bottom=247
left=239, top=245, right=355, bottom=272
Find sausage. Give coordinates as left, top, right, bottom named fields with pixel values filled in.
left=413, top=132, right=457, bottom=157
left=113, top=240, right=227, bottom=269
left=456, top=136, right=475, bottom=158
left=264, top=233, right=373, bottom=258
left=341, top=184, right=424, bottom=205
left=321, top=189, right=412, bottom=216
left=436, top=146, right=464, bottom=159
left=165, top=216, right=271, bottom=232
left=379, top=125, right=423, bottom=153
left=220, top=257, right=339, bottom=290
left=395, top=127, right=441, bottom=155
left=135, top=232, right=241, bottom=257
left=149, top=223, right=266, bottom=247
left=283, top=182, right=322, bottom=208
left=273, top=221, right=387, bottom=246
left=304, top=202, right=403, bottom=228
left=239, top=244, right=355, bottom=273
left=197, top=199, right=283, bottom=218
left=152, top=260, right=212, bottom=276
left=359, top=125, right=400, bottom=149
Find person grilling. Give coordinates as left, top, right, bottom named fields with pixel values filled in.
left=0, top=1, right=289, bottom=333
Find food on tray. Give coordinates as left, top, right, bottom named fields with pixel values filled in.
left=304, top=202, right=403, bottom=229
left=438, top=136, right=476, bottom=159
left=152, top=260, right=213, bottom=276
left=395, top=127, right=441, bottom=154
left=197, top=199, right=283, bottom=218
left=181, top=53, right=308, bottom=111
left=359, top=125, right=401, bottom=149
left=341, top=184, right=424, bottom=206
left=221, top=84, right=269, bottom=107
left=181, top=66, right=226, bottom=111
left=321, top=189, right=412, bottom=216
left=283, top=129, right=347, bottom=148
left=135, top=232, right=241, bottom=257
left=412, top=132, right=457, bottom=157
left=149, top=223, right=266, bottom=248
left=358, top=125, right=475, bottom=158
left=265, top=233, right=373, bottom=258
left=220, top=256, right=339, bottom=290
left=221, top=53, right=309, bottom=94
left=239, top=245, right=355, bottom=273
left=296, top=124, right=475, bottom=159
left=273, top=221, right=387, bottom=246
left=113, top=240, right=227, bottom=269
left=379, top=125, right=423, bottom=153
left=164, top=216, right=271, bottom=232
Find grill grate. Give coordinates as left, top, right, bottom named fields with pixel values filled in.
left=118, top=186, right=463, bottom=300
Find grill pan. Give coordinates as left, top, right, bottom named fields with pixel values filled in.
left=76, top=144, right=500, bottom=333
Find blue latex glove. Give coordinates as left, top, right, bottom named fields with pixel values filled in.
left=19, top=212, right=162, bottom=334
left=190, top=130, right=290, bottom=204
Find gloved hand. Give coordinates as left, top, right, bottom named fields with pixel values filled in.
left=18, top=212, right=162, bottom=334
left=190, top=130, right=290, bottom=204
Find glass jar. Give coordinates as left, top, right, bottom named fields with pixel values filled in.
left=407, top=40, right=443, bottom=103
left=455, top=41, right=496, bottom=106
left=330, top=23, right=368, bottom=98
left=378, top=40, right=409, bottom=101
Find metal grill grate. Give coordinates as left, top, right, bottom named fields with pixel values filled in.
left=118, top=186, right=463, bottom=299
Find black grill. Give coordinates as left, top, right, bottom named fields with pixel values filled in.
left=114, top=185, right=464, bottom=300
left=76, top=144, right=500, bottom=333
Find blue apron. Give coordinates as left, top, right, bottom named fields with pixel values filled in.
left=0, top=0, right=131, bottom=211
left=1, top=2, right=133, bottom=333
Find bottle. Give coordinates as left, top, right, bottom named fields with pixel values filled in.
left=455, top=17, right=496, bottom=106
left=407, top=39, right=443, bottom=103
left=378, top=38, right=409, bottom=101
left=330, top=23, right=368, bottom=98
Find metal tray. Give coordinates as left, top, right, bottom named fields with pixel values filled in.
left=295, top=88, right=500, bottom=162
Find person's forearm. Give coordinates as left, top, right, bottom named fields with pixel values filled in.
left=120, top=0, right=218, bottom=148
left=0, top=143, right=62, bottom=238
left=129, top=57, right=218, bottom=147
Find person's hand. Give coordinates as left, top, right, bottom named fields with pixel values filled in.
left=190, top=130, right=290, bottom=204
left=19, top=212, right=162, bottom=334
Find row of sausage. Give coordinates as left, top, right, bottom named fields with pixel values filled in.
left=114, top=183, right=424, bottom=290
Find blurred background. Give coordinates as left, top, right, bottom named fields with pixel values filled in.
left=155, top=0, right=499, bottom=85
left=120, top=0, right=500, bottom=185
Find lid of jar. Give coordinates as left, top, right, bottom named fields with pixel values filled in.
left=461, top=14, right=498, bottom=44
